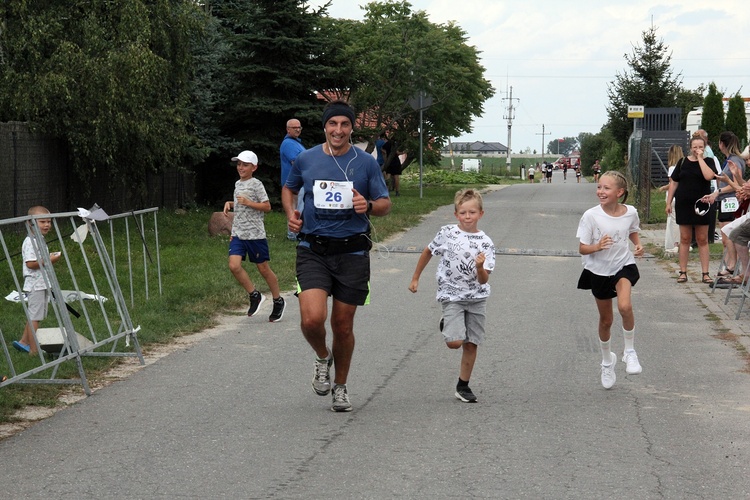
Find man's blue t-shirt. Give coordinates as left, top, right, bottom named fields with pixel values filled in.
left=280, top=135, right=305, bottom=186
left=375, top=138, right=386, bottom=166
left=285, top=144, right=389, bottom=238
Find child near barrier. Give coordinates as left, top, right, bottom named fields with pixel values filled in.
left=14, top=206, right=61, bottom=355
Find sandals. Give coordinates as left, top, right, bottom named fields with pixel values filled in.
left=717, top=268, right=735, bottom=277
left=702, top=272, right=713, bottom=284
left=727, top=275, right=745, bottom=285
left=677, top=271, right=688, bottom=283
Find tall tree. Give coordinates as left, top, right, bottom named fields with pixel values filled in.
left=332, top=1, right=494, bottom=169
left=605, top=25, right=682, bottom=150
left=725, top=93, right=748, bottom=148
left=701, top=82, right=724, bottom=156
left=202, top=0, right=340, bottom=203
left=0, top=0, right=205, bottom=204
left=547, top=137, right=578, bottom=156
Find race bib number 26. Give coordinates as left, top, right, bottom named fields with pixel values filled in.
left=313, top=180, right=354, bottom=209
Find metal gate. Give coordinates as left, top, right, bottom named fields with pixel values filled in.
left=0, top=209, right=147, bottom=395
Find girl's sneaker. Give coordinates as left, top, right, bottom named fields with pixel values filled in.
left=622, top=349, right=642, bottom=374
left=601, top=352, right=617, bottom=389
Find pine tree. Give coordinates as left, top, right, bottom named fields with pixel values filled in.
left=701, top=83, right=724, bottom=155
left=201, top=0, right=339, bottom=203
left=605, top=25, right=682, bottom=149
left=725, top=94, right=748, bottom=148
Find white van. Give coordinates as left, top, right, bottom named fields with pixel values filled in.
left=461, top=159, right=482, bottom=172
left=687, top=100, right=750, bottom=141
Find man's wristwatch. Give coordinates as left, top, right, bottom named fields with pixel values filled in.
left=366, top=201, right=373, bottom=214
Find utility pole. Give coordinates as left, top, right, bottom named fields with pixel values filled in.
left=536, top=124, right=550, bottom=164
left=502, top=85, right=519, bottom=172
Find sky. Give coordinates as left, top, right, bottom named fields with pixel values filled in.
left=306, top=0, right=749, bottom=154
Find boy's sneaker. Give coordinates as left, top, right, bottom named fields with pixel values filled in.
left=247, top=290, right=265, bottom=317
left=622, top=349, right=642, bottom=375
left=12, top=341, right=30, bottom=353
left=312, top=353, right=333, bottom=396
left=331, top=384, right=352, bottom=412
left=269, top=297, right=286, bottom=322
left=601, top=352, right=617, bottom=389
left=455, top=386, right=478, bottom=403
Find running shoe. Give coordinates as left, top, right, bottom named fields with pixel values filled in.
left=455, top=386, right=478, bottom=403
left=247, top=290, right=265, bottom=317
left=269, top=297, right=286, bottom=322
left=622, top=349, right=642, bottom=375
left=601, top=352, right=617, bottom=389
left=331, top=384, right=352, bottom=412
left=312, top=353, right=333, bottom=396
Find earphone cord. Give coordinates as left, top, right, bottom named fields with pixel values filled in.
left=324, top=136, right=389, bottom=258
left=325, top=136, right=357, bottom=182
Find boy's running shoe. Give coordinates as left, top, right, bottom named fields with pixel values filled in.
left=269, top=297, right=286, bottom=322
left=455, top=386, right=477, bottom=403
left=247, top=290, right=265, bottom=317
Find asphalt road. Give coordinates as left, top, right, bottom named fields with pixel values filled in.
left=1, top=170, right=749, bottom=499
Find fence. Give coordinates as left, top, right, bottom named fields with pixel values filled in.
left=0, top=206, right=162, bottom=394
left=0, top=121, right=195, bottom=219
left=629, top=131, right=691, bottom=222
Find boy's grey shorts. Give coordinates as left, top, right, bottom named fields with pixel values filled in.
left=26, top=289, right=49, bottom=322
left=440, top=299, right=487, bottom=345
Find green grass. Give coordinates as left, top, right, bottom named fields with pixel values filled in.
left=0, top=172, right=506, bottom=420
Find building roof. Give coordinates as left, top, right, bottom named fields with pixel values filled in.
left=447, top=141, right=508, bottom=153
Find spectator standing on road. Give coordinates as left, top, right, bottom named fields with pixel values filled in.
left=667, top=135, right=719, bottom=284
left=282, top=100, right=391, bottom=412
left=658, top=144, right=684, bottom=253
left=577, top=171, right=644, bottom=389
left=592, top=160, right=602, bottom=183
left=704, top=131, right=745, bottom=278
left=409, top=189, right=495, bottom=403
left=224, top=151, right=286, bottom=322
left=280, top=118, right=306, bottom=240
left=528, top=164, right=535, bottom=183
left=715, top=151, right=750, bottom=285
left=695, top=129, right=719, bottom=244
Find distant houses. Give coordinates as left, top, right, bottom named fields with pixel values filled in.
left=444, top=141, right=508, bottom=155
